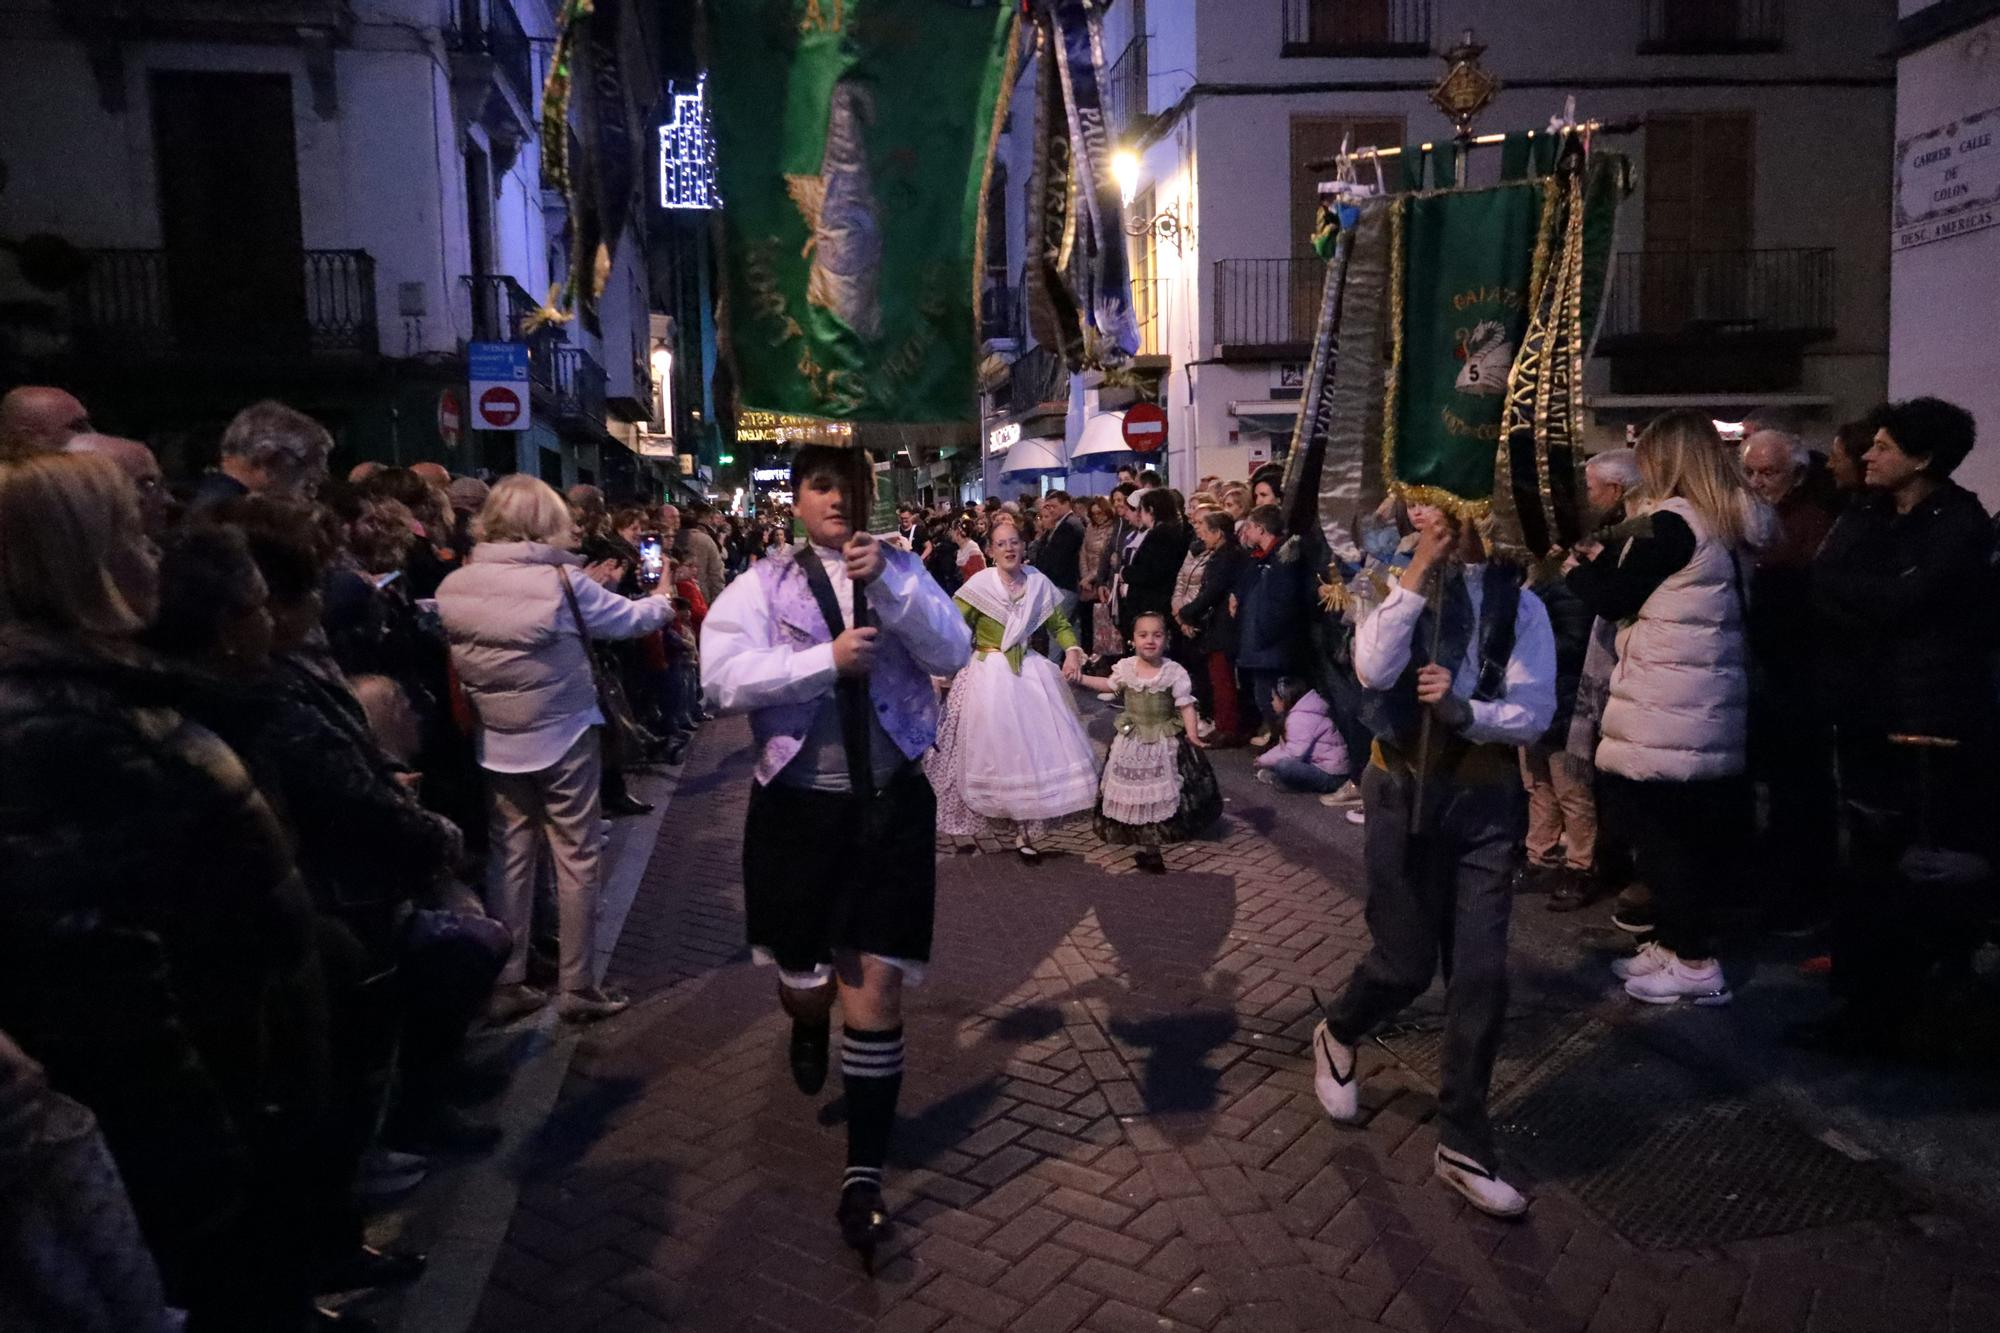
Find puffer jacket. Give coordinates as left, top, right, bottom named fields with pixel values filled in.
left=0, top=631, right=329, bottom=1309
left=1595, top=498, right=1750, bottom=782
left=1255, top=689, right=1351, bottom=777
left=434, top=542, right=673, bottom=756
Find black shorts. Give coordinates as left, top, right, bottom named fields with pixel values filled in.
left=742, top=764, right=938, bottom=976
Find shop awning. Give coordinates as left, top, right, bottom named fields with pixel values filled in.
left=999, top=433, right=1069, bottom=478
left=1228, top=399, right=1302, bottom=434
left=1069, top=410, right=1142, bottom=473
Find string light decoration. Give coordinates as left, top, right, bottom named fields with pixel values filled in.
left=658, top=75, right=721, bottom=211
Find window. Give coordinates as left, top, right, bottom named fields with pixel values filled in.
left=1643, top=113, right=1753, bottom=252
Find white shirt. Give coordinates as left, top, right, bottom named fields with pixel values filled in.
left=1352, top=565, right=1558, bottom=747
left=701, top=542, right=972, bottom=717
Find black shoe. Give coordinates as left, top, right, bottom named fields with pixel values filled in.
left=1016, top=843, right=1042, bottom=865
left=1610, top=901, right=1657, bottom=934
left=1546, top=870, right=1608, bottom=913
left=317, top=1244, right=427, bottom=1295
left=1511, top=863, right=1560, bottom=894
left=665, top=735, right=692, bottom=766
left=1134, top=849, right=1167, bottom=875
left=837, top=1183, right=894, bottom=1274
left=604, top=792, right=654, bottom=818
left=382, top=1103, right=504, bottom=1157
left=790, top=1014, right=831, bottom=1095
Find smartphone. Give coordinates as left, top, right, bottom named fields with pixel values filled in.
left=638, top=535, right=665, bottom=588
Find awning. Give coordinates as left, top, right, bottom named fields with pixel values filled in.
left=1069, top=410, right=1141, bottom=473
left=999, top=433, right=1069, bottom=478
left=667, top=473, right=709, bottom=504
left=1229, top=399, right=1302, bottom=434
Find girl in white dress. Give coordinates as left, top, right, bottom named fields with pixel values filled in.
left=927, top=518, right=1099, bottom=860
left=1075, top=612, right=1223, bottom=873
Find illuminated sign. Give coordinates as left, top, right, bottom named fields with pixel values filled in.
left=659, top=76, right=721, bottom=211
left=736, top=410, right=854, bottom=444
left=752, top=467, right=790, bottom=483
left=988, top=422, right=1022, bottom=452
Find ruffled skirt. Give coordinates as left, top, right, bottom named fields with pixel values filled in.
left=1095, top=735, right=1224, bottom=846
left=927, top=650, right=1099, bottom=832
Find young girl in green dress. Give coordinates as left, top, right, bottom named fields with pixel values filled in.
left=1075, top=611, right=1222, bottom=872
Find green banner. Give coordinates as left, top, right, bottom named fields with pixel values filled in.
left=710, top=0, right=1017, bottom=425
left=1383, top=179, right=1546, bottom=511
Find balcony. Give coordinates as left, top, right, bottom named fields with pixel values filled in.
left=1006, top=344, right=1068, bottom=416
left=551, top=345, right=607, bottom=429
left=1212, top=258, right=1324, bottom=359
left=1282, top=0, right=1431, bottom=57
left=1599, top=247, right=1833, bottom=394
left=465, top=273, right=562, bottom=393
left=70, top=248, right=378, bottom=359
left=1639, top=0, right=1783, bottom=54
left=445, top=0, right=535, bottom=111
left=1105, top=34, right=1150, bottom=137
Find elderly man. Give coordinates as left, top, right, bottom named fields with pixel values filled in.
left=1741, top=429, right=1839, bottom=935
left=193, top=399, right=332, bottom=506
left=680, top=501, right=728, bottom=602
left=1583, top=447, right=1640, bottom=530
left=0, top=386, right=91, bottom=460
left=65, top=434, right=168, bottom=535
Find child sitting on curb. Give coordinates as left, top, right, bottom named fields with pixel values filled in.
left=1255, top=677, right=1351, bottom=795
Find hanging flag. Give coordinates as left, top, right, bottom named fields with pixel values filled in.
left=1022, top=19, right=1084, bottom=368
left=1046, top=0, right=1138, bottom=364
left=708, top=0, right=1018, bottom=424
left=535, top=0, right=640, bottom=327
left=1381, top=178, right=1546, bottom=513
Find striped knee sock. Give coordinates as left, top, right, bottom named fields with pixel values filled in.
left=840, top=1025, right=904, bottom=1195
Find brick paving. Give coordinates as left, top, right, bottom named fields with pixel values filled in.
left=468, top=717, right=2000, bottom=1333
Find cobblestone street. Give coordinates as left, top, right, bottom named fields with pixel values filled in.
left=451, top=714, right=2000, bottom=1333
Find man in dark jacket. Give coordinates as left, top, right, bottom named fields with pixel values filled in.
left=1520, top=569, right=1600, bottom=907
left=1806, top=396, right=1997, bottom=1057
left=1033, top=490, right=1086, bottom=625
left=1233, top=505, right=1309, bottom=744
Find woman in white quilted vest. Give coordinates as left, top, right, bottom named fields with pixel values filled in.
left=1566, top=411, right=1761, bottom=1007
left=436, top=476, right=675, bottom=1026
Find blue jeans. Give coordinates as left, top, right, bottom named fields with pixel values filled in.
left=1268, top=758, right=1345, bottom=794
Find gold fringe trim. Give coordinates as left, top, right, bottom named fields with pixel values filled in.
left=1380, top=195, right=1405, bottom=510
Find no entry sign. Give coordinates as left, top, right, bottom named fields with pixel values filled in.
left=437, top=388, right=463, bottom=449
left=468, top=341, right=531, bottom=432
left=1122, top=402, right=1167, bottom=453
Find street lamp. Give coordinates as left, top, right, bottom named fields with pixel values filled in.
left=1112, top=148, right=1140, bottom=208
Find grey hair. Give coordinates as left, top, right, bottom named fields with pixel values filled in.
left=1741, top=429, right=1809, bottom=471
left=1584, top=447, right=1642, bottom=492
left=218, top=400, right=332, bottom=484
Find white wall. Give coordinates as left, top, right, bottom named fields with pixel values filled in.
left=1890, top=13, right=2000, bottom=505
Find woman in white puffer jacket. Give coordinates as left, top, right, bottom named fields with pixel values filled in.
left=1566, top=412, right=1760, bottom=1007
left=436, top=476, right=674, bottom=1025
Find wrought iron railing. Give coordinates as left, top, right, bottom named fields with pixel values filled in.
left=1599, top=248, right=1834, bottom=342
left=551, top=344, right=607, bottom=427
left=445, top=1, right=536, bottom=108
left=1281, top=0, right=1432, bottom=55
left=71, top=248, right=378, bottom=356
left=1006, top=344, right=1067, bottom=415
left=1640, top=0, right=1783, bottom=53
left=1105, top=33, right=1150, bottom=135
left=1212, top=258, right=1323, bottom=352
left=465, top=273, right=559, bottom=395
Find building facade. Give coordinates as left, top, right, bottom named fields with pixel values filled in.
left=980, top=0, right=1897, bottom=496
left=1889, top=0, right=2000, bottom=505
left=0, top=0, right=702, bottom=499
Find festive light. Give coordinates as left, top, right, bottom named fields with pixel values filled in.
left=659, top=76, right=721, bottom=211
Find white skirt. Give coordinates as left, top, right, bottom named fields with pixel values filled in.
left=936, top=649, right=1099, bottom=823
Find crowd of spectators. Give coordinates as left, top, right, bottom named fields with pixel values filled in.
left=0, top=387, right=753, bottom=1331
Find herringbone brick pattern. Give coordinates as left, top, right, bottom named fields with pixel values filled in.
left=469, top=719, right=2000, bottom=1332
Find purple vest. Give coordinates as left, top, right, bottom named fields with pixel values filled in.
left=749, top=546, right=942, bottom=786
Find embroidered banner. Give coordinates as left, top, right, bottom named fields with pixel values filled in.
left=709, top=0, right=1018, bottom=423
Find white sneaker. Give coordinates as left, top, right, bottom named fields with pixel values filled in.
left=1434, top=1146, right=1528, bottom=1218
left=1310, top=1020, right=1362, bottom=1123
left=1249, top=731, right=1273, bottom=747
left=1611, top=939, right=1673, bottom=982
left=1344, top=808, right=1366, bottom=825
left=1198, top=718, right=1217, bottom=739
left=1256, top=769, right=1276, bottom=786
left=1318, top=781, right=1363, bottom=808
left=1623, top=956, right=1732, bottom=1006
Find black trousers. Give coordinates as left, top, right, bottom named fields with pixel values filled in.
left=1326, top=763, right=1523, bottom=1163
left=1598, top=773, right=1751, bottom=960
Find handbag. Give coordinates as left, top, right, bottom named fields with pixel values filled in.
left=558, top=567, right=660, bottom=770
